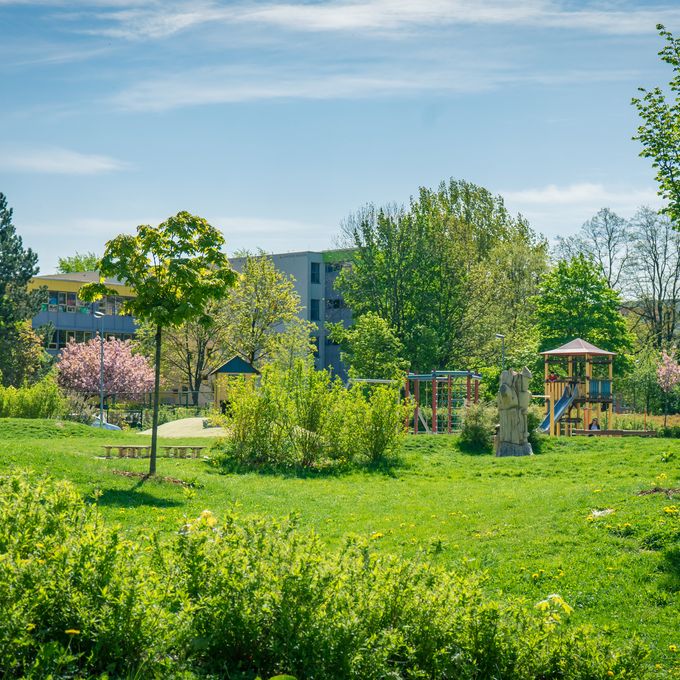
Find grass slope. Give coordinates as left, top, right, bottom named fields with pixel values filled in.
left=1, top=418, right=678, bottom=672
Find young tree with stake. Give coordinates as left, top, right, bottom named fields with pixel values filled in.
left=80, top=212, right=236, bottom=475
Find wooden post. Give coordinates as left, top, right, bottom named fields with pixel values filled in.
left=404, top=376, right=411, bottom=432
left=550, top=397, right=555, bottom=436
left=466, top=374, right=471, bottom=402
left=432, top=372, right=438, bottom=434
left=474, top=378, right=479, bottom=403
left=414, top=380, right=420, bottom=435
left=447, top=375, right=452, bottom=434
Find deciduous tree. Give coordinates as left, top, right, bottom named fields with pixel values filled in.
left=57, top=252, right=100, bottom=273
left=328, top=312, right=408, bottom=380
left=218, top=251, right=312, bottom=368
left=657, top=350, right=680, bottom=426
left=632, top=25, right=680, bottom=225
left=79, top=212, right=236, bottom=474
left=57, top=337, right=155, bottom=398
left=534, top=255, right=632, bottom=372
left=627, top=207, right=680, bottom=350
left=555, top=208, right=630, bottom=291
left=336, top=179, right=532, bottom=371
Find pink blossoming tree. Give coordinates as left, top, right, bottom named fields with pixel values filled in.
left=657, top=350, right=680, bottom=427
left=57, top=337, right=155, bottom=399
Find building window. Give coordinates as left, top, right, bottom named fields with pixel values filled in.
left=310, top=298, right=320, bottom=321
left=311, top=261, right=320, bottom=284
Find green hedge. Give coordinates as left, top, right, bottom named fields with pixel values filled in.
left=0, top=473, right=652, bottom=679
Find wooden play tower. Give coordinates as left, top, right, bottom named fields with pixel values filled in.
left=540, top=338, right=614, bottom=436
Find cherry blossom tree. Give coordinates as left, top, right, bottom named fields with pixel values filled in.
left=57, top=337, right=154, bottom=399
left=656, top=350, right=680, bottom=427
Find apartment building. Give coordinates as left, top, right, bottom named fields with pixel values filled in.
left=28, top=272, right=136, bottom=355
left=229, top=249, right=353, bottom=378
left=29, top=249, right=353, bottom=376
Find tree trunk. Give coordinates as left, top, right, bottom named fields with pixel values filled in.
left=664, top=392, right=669, bottom=429
left=150, top=324, right=162, bottom=475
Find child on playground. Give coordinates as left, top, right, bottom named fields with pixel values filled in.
left=589, top=418, right=600, bottom=431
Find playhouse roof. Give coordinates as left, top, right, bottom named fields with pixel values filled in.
left=209, top=356, right=260, bottom=375
left=540, top=338, right=616, bottom=357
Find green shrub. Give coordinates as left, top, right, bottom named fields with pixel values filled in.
left=0, top=377, right=64, bottom=419
left=0, top=473, right=174, bottom=677
left=0, top=473, right=653, bottom=679
left=527, top=403, right=547, bottom=453
left=212, top=361, right=406, bottom=470
left=458, top=401, right=497, bottom=453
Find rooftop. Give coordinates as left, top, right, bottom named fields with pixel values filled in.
left=540, top=338, right=616, bottom=357
left=33, top=271, right=127, bottom=287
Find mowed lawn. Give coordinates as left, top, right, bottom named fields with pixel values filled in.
left=1, top=418, right=679, bottom=670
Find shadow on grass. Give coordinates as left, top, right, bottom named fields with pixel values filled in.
left=94, top=477, right=184, bottom=509
left=205, top=455, right=406, bottom=480
left=96, top=488, right=183, bottom=508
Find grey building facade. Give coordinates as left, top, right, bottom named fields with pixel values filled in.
left=230, top=249, right=353, bottom=379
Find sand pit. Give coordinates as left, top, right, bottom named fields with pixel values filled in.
left=141, top=417, right=226, bottom=438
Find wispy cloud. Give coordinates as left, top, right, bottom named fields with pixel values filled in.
left=0, top=147, right=131, bottom=174
left=502, top=183, right=661, bottom=207
left=111, top=68, right=486, bottom=112
left=64, top=0, right=680, bottom=40
left=501, top=183, right=665, bottom=236
left=110, top=59, right=633, bottom=112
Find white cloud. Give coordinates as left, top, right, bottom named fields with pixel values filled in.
left=110, top=58, right=631, bottom=112
left=501, top=182, right=665, bottom=237
left=502, top=182, right=661, bottom=207
left=0, top=147, right=130, bottom=174
left=69, top=0, right=680, bottom=40
left=110, top=62, right=499, bottom=111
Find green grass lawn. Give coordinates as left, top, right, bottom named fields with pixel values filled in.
left=1, top=418, right=679, bottom=672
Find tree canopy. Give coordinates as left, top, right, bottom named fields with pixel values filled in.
left=632, top=25, right=680, bottom=225
left=57, top=337, right=155, bottom=398
left=328, top=312, right=408, bottom=380
left=336, top=179, right=546, bottom=372
left=79, top=211, right=236, bottom=473
left=533, top=255, right=632, bottom=371
left=57, top=252, right=100, bottom=273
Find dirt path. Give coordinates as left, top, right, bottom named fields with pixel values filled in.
left=140, top=417, right=225, bottom=438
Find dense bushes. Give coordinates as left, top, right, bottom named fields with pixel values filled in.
left=458, top=401, right=497, bottom=453
left=0, top=473, right=652, bottom=679
left=212, top=361, right=407, bottom=470
left=0, top=377, right=64, bottom=418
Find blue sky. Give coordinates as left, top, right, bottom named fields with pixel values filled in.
left=1, top=0, right=678, bottom=273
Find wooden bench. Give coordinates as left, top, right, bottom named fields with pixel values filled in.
left=571, top=429, right=656, bottom=437
left=102, top=445, right=206, bottom=458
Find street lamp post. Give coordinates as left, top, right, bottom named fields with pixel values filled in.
left=93, top=310, right=105, bottom=426
left=495, top=333, right=506, bottom=371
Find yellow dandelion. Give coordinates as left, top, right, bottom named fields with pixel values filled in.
left=65, top=629, right=80, bottom=635
left=370, top=532, right=384, bottom=540
left=669, top=644, right=678, bottom=653
left=663, top=505, right=678, bottom=515
left=607, top=671, right=614, bottom=677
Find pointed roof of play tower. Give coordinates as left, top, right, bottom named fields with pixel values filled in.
left=540, top=338, right=616, bottom=357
